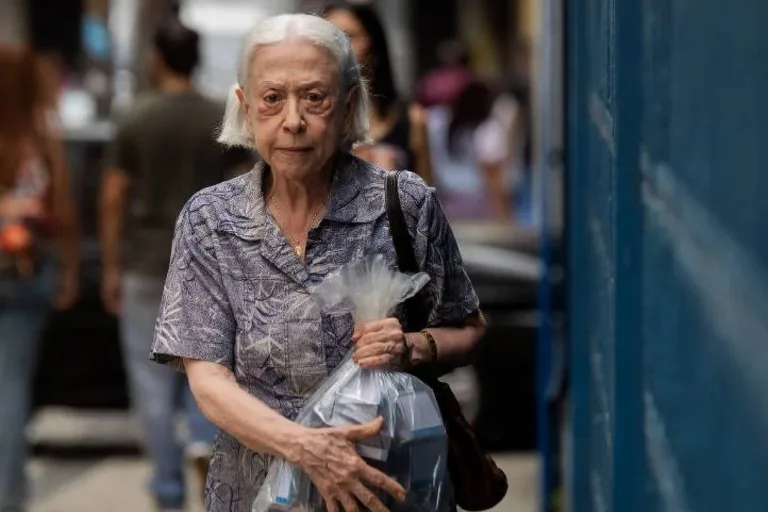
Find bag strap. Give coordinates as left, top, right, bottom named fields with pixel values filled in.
left=385, top=171, right=419, bottom=275
left=385, top=171, right=428, bottom=331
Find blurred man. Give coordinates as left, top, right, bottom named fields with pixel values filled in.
left=99, top=19, right=252, bottom=511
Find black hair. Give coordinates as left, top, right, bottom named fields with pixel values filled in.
left=437, top=39, right=470, bottom=67
left=322, top=2, right=398, bottom=117
left=447, top=80, right=495, bottom=156
left=153, top=18, right=200, bottom=77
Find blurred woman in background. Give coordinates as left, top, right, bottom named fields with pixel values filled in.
left=426, top=80, right=512, bottom=221
left=323, top=2, right=433, bottom=182
left=0, top=45, right=79, bottom=511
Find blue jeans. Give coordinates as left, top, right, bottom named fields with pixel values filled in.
left=121, top=273, right=217, bottom=510
left=0, top=263, right=56, bottom=511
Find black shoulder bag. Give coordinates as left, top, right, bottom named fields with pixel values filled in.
left=385, top=171, right=508, bottom=511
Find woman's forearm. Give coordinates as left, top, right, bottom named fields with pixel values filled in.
left=407, top=313, right=486, bottom=367
left=481, top=162, right=511, bottom=220
left=56, top=203, right=79, bottom=272
left=185, top=359, right=305, bottom=462
left=45, top=135, right=80, bottom=274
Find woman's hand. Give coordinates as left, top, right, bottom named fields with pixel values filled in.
left=295, top=417, right=406, bottom=512
left=352, top=318, right=409, bottom=370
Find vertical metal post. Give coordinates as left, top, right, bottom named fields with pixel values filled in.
left=535, top=0, right=553, bottom=508
left=611, top=0, right=645, bottom=509
left=565, top=0, right=591, bottom=509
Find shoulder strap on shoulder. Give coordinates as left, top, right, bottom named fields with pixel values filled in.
left=386, top=171, right=419, bottom=274
left=385, top=171, right=429, bottom=332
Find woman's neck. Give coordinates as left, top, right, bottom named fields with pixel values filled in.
left=264, top=156, right=336, bottom=217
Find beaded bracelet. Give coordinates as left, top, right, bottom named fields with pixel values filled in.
left=419, top=329, right=438, bottom=362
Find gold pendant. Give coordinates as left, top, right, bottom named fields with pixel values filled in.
left=294, top=245, right=303, bottom=258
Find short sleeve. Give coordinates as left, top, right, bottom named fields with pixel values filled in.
left=105, top=117, right=138, bottom=176
left=151, top=202, right=236, bottom=371
left=473, top=118, right=509, bottom=165
left=412, top=186, right=481, bottom=327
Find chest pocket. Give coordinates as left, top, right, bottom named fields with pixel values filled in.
left=235, top=276, right=355, bottom=396
left=237, top=277, right=321, bottom=366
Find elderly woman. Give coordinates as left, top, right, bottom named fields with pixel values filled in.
left=150, top=13, right=484, bottom=512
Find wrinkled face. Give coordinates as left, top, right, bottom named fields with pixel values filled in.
left=238, top=41, right=345, bottom=179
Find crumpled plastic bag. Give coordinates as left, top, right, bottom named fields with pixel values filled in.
left=252, top=255, right=450, bottom=511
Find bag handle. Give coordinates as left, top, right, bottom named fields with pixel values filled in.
left=385, top=171, right=428, bottom=332
left=385, top=170, right=418, bottom=274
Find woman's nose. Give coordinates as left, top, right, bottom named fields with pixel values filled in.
left=282, top=98, right=305, bottom=133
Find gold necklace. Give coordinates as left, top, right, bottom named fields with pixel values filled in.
left=268, top=196, right=327, bottom=258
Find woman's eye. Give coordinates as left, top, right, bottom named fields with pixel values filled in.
left=306, top=93, right=324, bottom=103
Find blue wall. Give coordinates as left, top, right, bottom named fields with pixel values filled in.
left=566, top=0, right=768, bottom=510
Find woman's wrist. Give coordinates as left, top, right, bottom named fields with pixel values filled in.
left=406, top=331, right=437, bottom=367
left=269, top=421, right=309, bottom=465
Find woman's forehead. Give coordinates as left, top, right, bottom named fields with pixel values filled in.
left=249, top=41, right=340, bottom=89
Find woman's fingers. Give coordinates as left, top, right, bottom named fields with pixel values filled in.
left=339, top=493, right=360, bottom=512
left=360, top=464, right=407, bottom=503
left=337, top=417, right=384, bottom=442
left=356, top=354, right=395, bottom=370
left=355, top=318, right=401, bottom=339
left=355, top=330, right=396, bottom=348
left=306, top=424, right=404, bottom=512
left=351, top=482, right=390, bottom=512
left=354, top=332, right=407, bottom=368
left=317, top=485, right=339, bottom=512
left=354, top=339, right=402, bottom=359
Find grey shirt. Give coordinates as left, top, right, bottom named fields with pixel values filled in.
left=106, top=91, right=253, bottom=276
left=151, top=154, right=480, bottom=512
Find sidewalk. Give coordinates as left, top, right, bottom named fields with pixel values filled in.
left=30, top=454, right=538, bottom=512
left=28, top=409, right=539, bottom=512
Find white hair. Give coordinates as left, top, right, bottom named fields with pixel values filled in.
left=217, top=13, right=370, bottom=150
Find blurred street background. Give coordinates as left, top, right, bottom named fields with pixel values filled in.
left=4, top=0, right=768, bottom=511
left=2, top=0, right=553, bottom=510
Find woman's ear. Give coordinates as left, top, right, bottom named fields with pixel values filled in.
left=235, top=86, right=253, bottom=138
left=235, top=87, right=248, bottom=114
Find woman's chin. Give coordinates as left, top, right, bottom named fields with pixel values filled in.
left=271, top=163, right=315, bottom=181
left=269, top=153, right=331, bottom=181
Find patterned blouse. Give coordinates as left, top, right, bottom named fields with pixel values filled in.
left=150, top=153, right=480, bottom=512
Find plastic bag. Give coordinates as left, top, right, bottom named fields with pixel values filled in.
left=252, top=255, right=450, bottom=512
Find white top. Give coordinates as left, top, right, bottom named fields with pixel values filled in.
left=492, top=93, right=527, bottom=186
left=426, top=106, right=510, bottom=195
